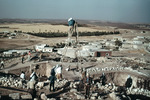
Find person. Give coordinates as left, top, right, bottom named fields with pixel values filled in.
left=85, top=73, right=92, bottom=98
left=28, top=51, right=31, bottom=61
left=68, top=17, right=75, bottom=33
left=20, top=71, right=26, bottom=83
left=0, top=60, right=4, bottom=69
left=125, top=75, right=132, bottom=89
left=100, top=73, right=106, bottom=85
left=22, top=55, right=24, bottom=64
left=68, top=18, right=75, bottom=43
left=20, top=71, right=25, bottom=79
left=48, top=71, right=56, bottom=92
left=30, top=70, right=38, bottom=82
left=28, top=69, right=38, bottom=98
left=51, top=66, right=56, bottom=76
left=55, top=64, right=62, bottom=81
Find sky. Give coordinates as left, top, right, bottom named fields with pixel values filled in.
left=0, top=0, right=150, bottom=24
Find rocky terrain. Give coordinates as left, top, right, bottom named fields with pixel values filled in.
left=0, top=21, right=150, bottom=100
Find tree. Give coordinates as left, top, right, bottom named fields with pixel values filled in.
left=115, top=39, right=122, bottom=50
left=115, top=39, right=122, bottom=47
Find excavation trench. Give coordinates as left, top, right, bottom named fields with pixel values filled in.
left=0, top=61, right=150, bottom=99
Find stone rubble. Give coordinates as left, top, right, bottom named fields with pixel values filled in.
left=86, top=67, right=126, bottom=73
left=21, top=94, right=32, bottom=99
left=9, top=93, right=20, bottom=100
left=127, top=88, right=150, bottom=97
left=0, top=76, right=26, bottom=89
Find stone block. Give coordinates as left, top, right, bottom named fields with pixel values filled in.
left=98, top=96, right=102, bottom=100
left=91, top=96, right=96, bottom=99
left=40, top=93, right=47, bottom=100
left=70, top=89, right=77, bottom=92
left=21, top=94, right=32, bottom=99
left=9, top=93, right=20, bottom=100
left=92, top=93, right=98, bottom=97
left=77, top=94, right=85, bottom=99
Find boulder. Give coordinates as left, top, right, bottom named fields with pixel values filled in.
left=70, top=89, right=77, bottom=92
left=21, top=94, right=32, bottom=99
left=77, top=94, right=85, bottom=99
left=92, top=93, right=98, bottom=97
left=48, top=98, right=56, bottom=100
left=60, top=97, right=64, bottom=100
left=97, top=82, right=101, bottom=89
left=36, top=82, right=44, bottom=89
left=98, top=96, right=102, bottom=100
left=40, top=93, right=47, bottom=100
left=91, top=96, right=96, bottom=100
left=109, top=92, right=120, bottom=100
left=9, top=93, right=20, bottom=100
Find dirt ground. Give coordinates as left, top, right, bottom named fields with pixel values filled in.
left=0, top=23, right=150, bottom=99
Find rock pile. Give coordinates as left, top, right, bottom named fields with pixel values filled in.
left=127, top=88, right=150, bottom=97
left=86, top=67, right=125, bottom=73
left=0, top=75, right=26, bottom=89
left=55, top=79, right=68, bottom=89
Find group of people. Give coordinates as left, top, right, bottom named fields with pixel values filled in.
left=80, top=71, right=133, bottom=98
left=81, top=71, right=107, bottom=98
left=20, top=69, right=38, bottom=98
left=48, top=64, right=63, bottom=92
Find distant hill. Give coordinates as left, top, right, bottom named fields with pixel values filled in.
left=0, top=19, right=149, bottom=30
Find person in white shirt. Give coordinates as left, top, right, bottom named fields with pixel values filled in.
left=27, top=70, right=38, bottom=90
left=55, top=64, right=62, bottom=80
left=30, top=70, right=36, bottom=82
left=20, top=71, right=25, bottom=79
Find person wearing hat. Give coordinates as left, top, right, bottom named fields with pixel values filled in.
left=68, top=18, right=75, bottom=26
left=68, top=18, right=75, bottom=43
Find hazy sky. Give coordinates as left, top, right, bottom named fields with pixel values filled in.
left=0, top=0, right=150, bottom=23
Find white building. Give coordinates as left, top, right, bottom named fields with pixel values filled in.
left=35, top=44, right=47, bottom=52
left=42, top=47, right=53, bottom=53
left=3, top=50, right=30, bottom=56
left=105, top=41, right=115, bottom=47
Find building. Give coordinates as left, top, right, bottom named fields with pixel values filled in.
left=42, top=47, right=53, bottom=53
left=91, top=49, right=112, bottom=57
left=3, top=50, right=30, bottom=56
left=35, top=44, right=47, bottom=52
